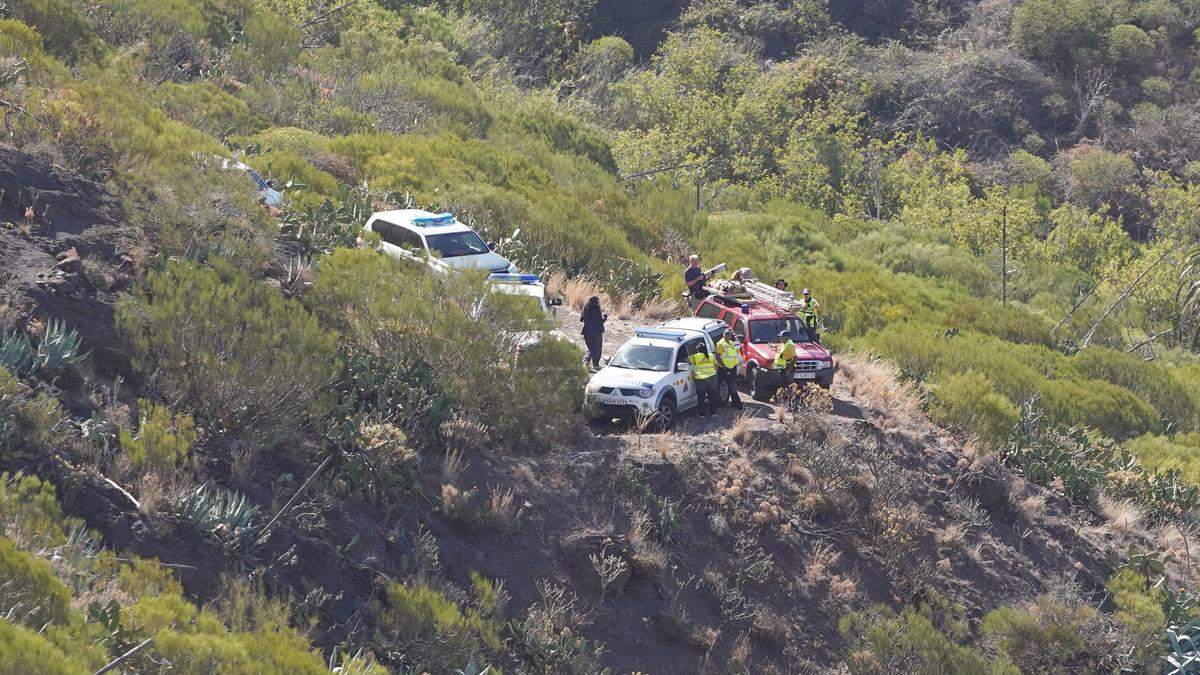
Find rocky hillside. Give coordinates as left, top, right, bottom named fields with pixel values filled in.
left=4, top=0, right=1200, bottom=672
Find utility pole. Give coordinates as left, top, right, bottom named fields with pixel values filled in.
left=695, top=178, right=702, bottom=212
left=1001, top=201, right=1008, bottom=307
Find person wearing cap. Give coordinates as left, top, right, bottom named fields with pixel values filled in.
left=687, top=342, right=719, bottom=418
left=798, top=288, right=821, bottom=342
left=715, top=328, right=743, bottom=410
left=772, top=329, right=796, bottom=373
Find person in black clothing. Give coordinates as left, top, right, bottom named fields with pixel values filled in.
left=580, top=296, right=607, bottom=370
left=685, top=255, right=710, bottom=301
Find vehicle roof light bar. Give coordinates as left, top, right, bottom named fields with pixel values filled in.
left=411, top=212, right=456, bottom=226
left=488, top=273, right=542, bottom=284
left=634, top=328, right=687, bottom=342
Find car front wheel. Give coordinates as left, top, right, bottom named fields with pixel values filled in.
left=748, top=366, right=774, bottom=402
left=653, top=396, right=677, bottom=431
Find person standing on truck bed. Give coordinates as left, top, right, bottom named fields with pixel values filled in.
left=687, top=342, right=719, bottom=418
left=799, top=288, right=822, bottom=342
left=716, top=328, right=743, bottom=410
left=580, top=295, right=607, bottom=371
left=685, top=255, right=710, bottom=300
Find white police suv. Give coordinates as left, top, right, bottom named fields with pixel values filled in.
left=364, top=209, right=517, bottom=275
left=582, top=324, right=720, bottom=430
left=487, top=273, right=567, bottom=350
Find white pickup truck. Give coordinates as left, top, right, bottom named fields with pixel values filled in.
left=582, top=319, right=726, bottom=430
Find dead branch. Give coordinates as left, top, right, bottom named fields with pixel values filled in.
left=1082, top=248, right=1174, bottom=348
left=1051, top=272, right=1111, bottom=335
left=1127, top=328, right=1173, bottom=354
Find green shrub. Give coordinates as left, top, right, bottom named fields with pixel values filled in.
left=334, top=347, right=451, bottom=449
left=119, top=399, right=197, bottom=471
left=1108, top=569, right=1167, bottom=670
left=156, top=81, right=268, bottom=138
left=0, top=537, right=73, bottom=628
left=380, top=581, right=503, bottom=669
left=980, top=596, right=1098, bottom=673
left=115, top=260, right=337, bottom=436
left=0, top=618, right=93, bottom=674
left=839, top=603, right=1020, bottom=674
left=1072, top=347, right=1199, bottom=431
left=9, top=0, right=99, bottom=61
left=0, top=19, right=64, bottom=80
left=0, top=471, right=72, bottom=548
left=0, top=367, right=68, bottom=467
left=246, top=150, right=338, bottom=195
left=1039, top=378, right=1160, bottom=439
left=1107, top=23, right=1154, bottom=67
left=310, top=249, right=585, bottom=448
left=929, top=371, right=1019, bottom=448
left=1128, top=433, right=1200, bottom=485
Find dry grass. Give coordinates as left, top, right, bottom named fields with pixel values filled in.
left=838, top=352, right=928, bottom=434
left=487, top=486, right=520, bottom=535
left=1096, top=494, right=1145, bottom=535
left=544, top=271, right=680, bottom=322
left=1017, top=493, right=1047, bottom=522
left=729, top=412, right=755, bottom=447
left=512, top=462, right=536, bottom=484
left=805, top=543, right=841, bottom=585
left=441, top=447, right=468, bottom=484
left=628, top=510, right=668, bottom=578
left=440, top=483, right=474, bottom=521
left=0, top=302, right=20, bottom=334
left=1155, top=522, right=1200, bottom=571
left=936, top=523, right=966, bottom=548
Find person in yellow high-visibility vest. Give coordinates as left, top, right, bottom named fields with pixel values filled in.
left=715, top=328, right=743, bottom=410
left=773, top=330, right=796, bottom=374
left=687, top=343, right=719, bottom=418
left=798, top=288, right=822, bottom=342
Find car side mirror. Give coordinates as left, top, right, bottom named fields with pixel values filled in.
left=266, top=179, right=276, bottom=189
left=549, top=297, right=563, bottom=306
left=487, top=241, right=497, bottom=251
left=675, top=363, right=691, bottom=373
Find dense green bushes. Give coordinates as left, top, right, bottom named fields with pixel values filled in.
left=839, top=603, right=1019, bottom=674
left=310, top=249, right=585, bottom=448
left=980, top=596, right=1099, bottom=673
left=116, top=260, right=336, bottom=437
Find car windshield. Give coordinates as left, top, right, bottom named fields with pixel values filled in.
left=749, top=318, right=806, bottom=344
left=609, top=344, right=673, bottom=372
left=425, top=231, right=490, bottom=258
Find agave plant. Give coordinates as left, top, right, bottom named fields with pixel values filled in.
left=0, top=331, right=33, bottom=375
left=1167, top=619, right=1200, bottom=674
left=177, top=485, right=260, bottom=543
left=0, top=319, right=86, bottom=377
left=34, top=318, right=87, bottom=373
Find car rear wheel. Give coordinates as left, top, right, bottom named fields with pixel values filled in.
left=748, top=366, right=775, bottom=402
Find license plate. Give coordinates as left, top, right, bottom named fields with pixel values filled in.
left=794, top=372, right=816, bottom=380
left=596, top=395, right=627, bottom=405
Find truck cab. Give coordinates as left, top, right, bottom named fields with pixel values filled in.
left=583, top=326, right=719, bottom=430
left=693, top=296, right=835, bottom=400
